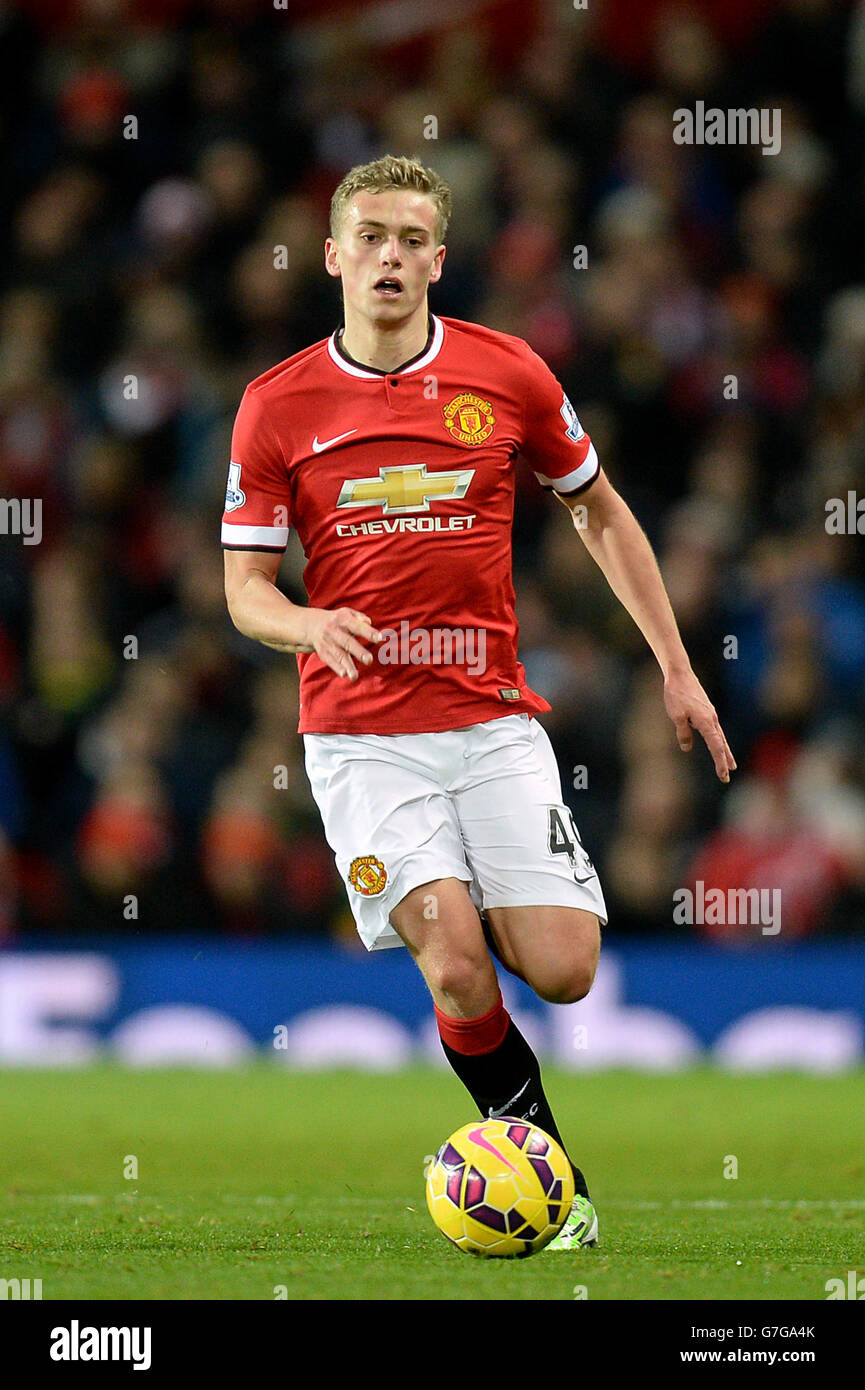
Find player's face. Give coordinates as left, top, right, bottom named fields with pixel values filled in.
left=325, top=189, right=445, bottom=324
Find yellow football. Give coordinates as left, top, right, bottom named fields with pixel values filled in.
left=425, top=1117, right=575, bottom=1257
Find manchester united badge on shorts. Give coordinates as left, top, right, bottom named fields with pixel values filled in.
left=443, top=391, right=495, bottom=445
left=348, top=855, right=388, bottom=895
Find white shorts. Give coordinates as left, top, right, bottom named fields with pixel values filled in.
left=303, top=713, right=607, bottom=952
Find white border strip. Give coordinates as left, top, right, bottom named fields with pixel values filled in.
left=221, top=521, right=289, bottom=548
left=327, top=315, right=444, bottom=378
left=534, top=441, right=599, bottom=493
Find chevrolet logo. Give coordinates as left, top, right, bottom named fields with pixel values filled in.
left=336, top=464, right=475, bottom=514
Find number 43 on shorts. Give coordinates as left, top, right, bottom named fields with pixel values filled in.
left=547, top=806, right=596, bottom=884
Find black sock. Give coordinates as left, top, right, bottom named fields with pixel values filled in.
left=440, top=1018, right=590, bottom=1201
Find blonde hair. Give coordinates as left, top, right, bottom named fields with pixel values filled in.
left=330, top=154, right=452, bottom=244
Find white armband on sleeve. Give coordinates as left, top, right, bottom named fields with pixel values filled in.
left=533, top=441, right=599, bottom=495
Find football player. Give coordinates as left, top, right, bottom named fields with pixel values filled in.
left=223, top=155, right=736, bottom=1251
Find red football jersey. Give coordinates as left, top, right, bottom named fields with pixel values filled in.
left=221, top=314, right=600, bottom=734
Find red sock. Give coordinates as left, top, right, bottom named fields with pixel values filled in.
left=434, top=991, right=510, bottom=1056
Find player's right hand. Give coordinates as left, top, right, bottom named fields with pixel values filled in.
left=302, top=607, right=384, bottom=681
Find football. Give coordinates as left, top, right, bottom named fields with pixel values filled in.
left=425, top=1117, right=575, bottom=1257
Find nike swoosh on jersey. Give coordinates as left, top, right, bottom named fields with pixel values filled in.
left=488, top=1078, right=531, bottom=1119
left=312, top=429, right=358, bottom=453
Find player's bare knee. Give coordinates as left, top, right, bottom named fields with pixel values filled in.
left=531, top=957, right=597, bottom=1006
left=429, top=950, right=491, bottom=1005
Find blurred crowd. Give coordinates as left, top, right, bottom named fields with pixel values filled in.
left=1, top=0, right=864, bottom=944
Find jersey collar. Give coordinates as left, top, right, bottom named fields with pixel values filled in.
left=327, top=314, right=444, bottom=379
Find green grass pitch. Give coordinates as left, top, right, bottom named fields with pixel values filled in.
left=1, top=1066, right=862, bottom=1301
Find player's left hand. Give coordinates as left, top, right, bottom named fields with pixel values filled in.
left=663, top=668, right=737, bottom=783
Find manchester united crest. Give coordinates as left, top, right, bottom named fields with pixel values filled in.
left=348, top=855, right=388, bottom=896
left=443, top=392, right=495, bottom=446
